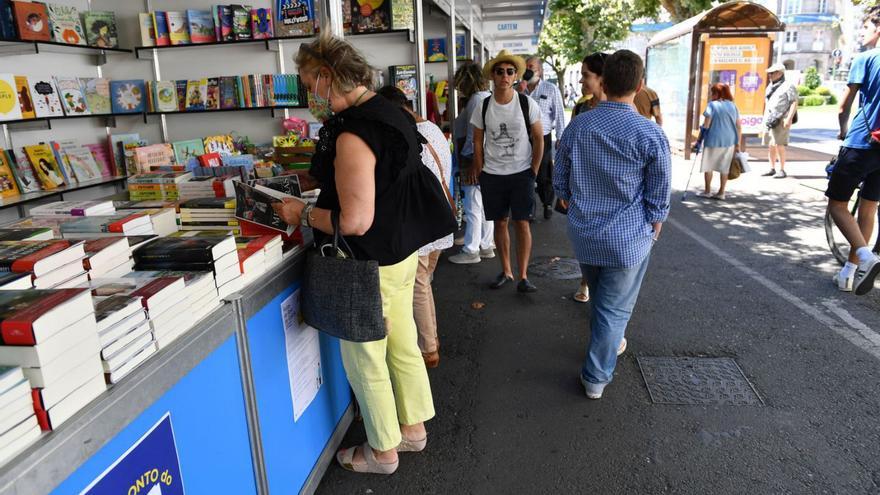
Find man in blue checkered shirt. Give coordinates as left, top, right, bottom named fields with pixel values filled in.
left=554, top=50, right=671, bottom=400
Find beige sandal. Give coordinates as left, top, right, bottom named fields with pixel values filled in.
left=398, top=434, right=427, bottom=452
left=336, top=442, right=399, bottom=474
left=573, top=284, right=589, bottom=303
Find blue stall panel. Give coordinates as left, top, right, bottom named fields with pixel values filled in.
left=247, top=282, right=351, bottom=494
left=51, top=336, right=257, bottom=495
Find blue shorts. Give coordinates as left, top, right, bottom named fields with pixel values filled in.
left=480, top=169, right=535, bottom=221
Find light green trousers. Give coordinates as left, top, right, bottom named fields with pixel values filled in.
left=339, top=252, right=435, bottom=451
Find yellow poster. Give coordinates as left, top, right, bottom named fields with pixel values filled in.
left=699, top=37, right=772, bottom=133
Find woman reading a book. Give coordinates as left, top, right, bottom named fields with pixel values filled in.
left=273, top=33, right=455, bottom=475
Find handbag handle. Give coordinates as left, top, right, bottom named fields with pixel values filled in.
left=424, top=141, right=456, bottom=210
left=329, top=210, right=357, bottom=260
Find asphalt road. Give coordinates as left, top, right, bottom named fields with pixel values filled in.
left=317, top=155, right=880, bottom=494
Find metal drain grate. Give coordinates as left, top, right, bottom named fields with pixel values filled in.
left=528, top=257, right=582, bottom=280
left=637, top=357, right=763, bottom=406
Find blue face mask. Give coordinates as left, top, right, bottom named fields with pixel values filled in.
left=308, top=74, right=334, bottom=122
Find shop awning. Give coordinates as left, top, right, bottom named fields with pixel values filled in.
left=648, top=1, right=784, bottom=47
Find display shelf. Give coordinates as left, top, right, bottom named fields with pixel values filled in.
left=0, top=176, right=127, bottom=211
left=143, top=105, right=306, bottom=122
left=133, top=35, right=316, bottom=58
left=0, top=39, right=131, bottom=63
left=1, top=112, right=140, bottom=129
left=348, top=29, right=414, bottom=41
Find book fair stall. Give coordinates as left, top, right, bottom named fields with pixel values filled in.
left=0, top=0, right=486, bottom=493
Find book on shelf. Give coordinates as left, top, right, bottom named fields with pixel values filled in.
left=3, top=216, right=67, bottom=237
left=184, top=78, right=207, bottom=111
left=215, top=5, right=234, bottom=41
left=186, top=9, right=215, bottom=43
left=171, top=139, right=205, bottom=168
left=95, top=295, right=144, bottom=337
left=82, top=11, right=117, bottom=48
left=0, top=1, right=17, bottom=41
left=276, top=0, right=315, bottom=36
left=178, top=175, right=237, bottom=200
left=203, top=135, right=236, bottom=156
left=80, top=77, right=111, bottom=115
left=350, top=0, right=391, bottom=34
left=30, top=200, right=115, bottom=217
left=101, top=327, right=153, bottom=373
left=0, top=366, right=26, bottom=401
left=124, top=269, right=218, bottom=322
left=197, top=152, right=222, bottom=168
left=0, top=240, right=86, bottom=288
left=0, top=73, right=23, bottom=122
left=110, top=80, right=146, bottom=114
left=60, top=142, right=104, bottom=182
left=84, top=142, right=114, bottom=178
left=112, top=199, right=176, bottom=210
left=20, top=326, right=99, bottom=390
left=236, top=242, right=266, bottom=282
left=165, top=11, right=190, bottom=45
left=138, top=12, right=155, bottom=47
left=5, top=149, right=39, bottom=193
left=48, top=139, right=78, bottom=184
left=132, top=143, right=174, bottom=174
left=12, top=1, right=50, bottom=42
left=205, top=77, right=220, bottom=110
left=53, top=76, right=90, bottom=116
left=152, top=12, right=170, bottom=46
left=46, top=3, right=86, bottom=45
left=0, top=228, right=54, bottom=242
left=115, top=208, right=178, bottom=237
left=0, top=288, right=93, bottom=345
left=251, top=8, right=273, bottom=39
left=179, top=197, right=235, bottom=212
left=59, top=212, right=154, bottom=237
left=73, top=237, right=131, bottom=278
left=234, top=181, right=296, bottom=235
left=231, top=5, right=252, bottom=40
left=0, top=272, right=33, bottom=290
left=28, top=78, right=64, bottom=118
left=391, top=0, right=413, bottom=30
left=109, top=133, right=140, bottom=177
left=152, top=80, right=178, bottom=113
left=389, top=65, right=418, bottom=110
left=22, top=143, right=65, bottom=190
left=105, top=339, right=154, bottom=384
left=0, top=150, right=21, bottom=198
left=13, top=75, right=34, bottom=120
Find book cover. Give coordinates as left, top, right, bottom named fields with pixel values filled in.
left=206, top=77, right=220, bottom=110
left=65, top=145, right=103, bottom=181
left=0, top=0, right=16, bottom=41
left=425, top=38, right=446, bottom=62
left=12, top=1, right=50, bottom=42
left=216, top=5, right=234, bottom=41
left=134, top=236, right=234, bottom=264
left=133, top=144, right=174, bottom=173
left=231, top=5, right=252, bottom=40
left=389, top=65, right=418, bottom=109
left=172, top=139, right=205, bottom=167
left=197, top=152, right=222, bottom=168
left=13, top=75, right=33, bottom=120
left=0, top=150, right=20, bottom=198
left=276, top=0, right=314, bottom=36
left=46, top=3, right=85, bottom=45
left=138, top=12, right=155, bottom=47
left=151, top=11, right=169, bottom=46
left=174, top=80, right=187, bottom=111
left=351, top=0, right=391, bottom=34
left=253, top=174, right=301, bottom=198
left=234, top=181, right=295, bottom=235
left=0, top=240, right=73, bottom=274
left=165, top=11, right=190, bottom=45
left=0, top=73, right=22, bottom=122
left=109, top=133, right=140, bottom=177
left=80, top=78, right=111, bottom=115
left=219, top=76, right=237, bottom=109
left=184, top=79, right=207, bottom=111
left=48, top=139, right=77, bottom=184
left=180, top=197, right=236, bottom=210
left=250, top=8, right=273, bottom=39
left=109, top=80, right=146, bottom=114
left=391, top=0, right=413, bottom=30
left=5, top=149, right=39, bottom=193
left=84, top=142, right=114, bottom=178
left=82, top=11, right=117, bottom=48
left=152, top=80, right=177, bottom=113
left=186, top=9, right=214, bottom=43
left=22, top=143, right=65, bottom=189
left=54, top=76, right=90, bottom=116
left=0, top=288, right=88, bottom=344
left=28, top=78, right=64, bottom=118
left=203, top=135, right=235, bottom=156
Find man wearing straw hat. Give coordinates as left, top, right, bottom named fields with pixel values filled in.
left=470, top=50, right=544, bottom=293
left=761, top=62, right=798, bottom=178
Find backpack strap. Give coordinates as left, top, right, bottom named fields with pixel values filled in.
left=481, top=95, right=490, bottom=129
left=518, top=93, right=533, bottom=146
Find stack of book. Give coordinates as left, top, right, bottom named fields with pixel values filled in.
left=0, top=366, right=41, bottom=463
left=0, top=240, right=88, bottom=289
left=136, top=233, right=243, bottom=300
left=125, top=270, right=220, bottom=328
left=177, top=175, right=237, bottom=200
left=75, top=237, right=134, bottom=279
left=29, top=200, right=115, bottom=217
left=88, top=276, right=188, bottom=351
left=114, top=208, right=178, bottom=237
left=0, top=289, right=105, bottom=431
left=236, top=234, right=283, bottom=285
left=178, top=198, right=238, bottom=234
left=127, top=172, right=193, bottom=201
left=58, top=209, right=178, bottom=238
left=0, top=273, right=33, bottom=291
left=93, top=295, right=154, bottom=384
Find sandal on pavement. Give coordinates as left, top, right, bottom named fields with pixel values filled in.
left=398, top=434, right=427, bottom=453
left=573, top=285, right=589, bottom=303
left=696, top=191, right=713, bottom=198
left=336, top=442, right=399, bottom=474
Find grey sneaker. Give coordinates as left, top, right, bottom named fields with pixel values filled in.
left=448, top=251, right=481, bottom=264
left=833, top=272, right=854, bottom=292
left=479, top=247, right=495, bottom=259
left=579, top=375, right=607, bottom=399
left=854, top=255, right=880, bottom=295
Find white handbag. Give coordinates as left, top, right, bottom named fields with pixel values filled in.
left=736, top=152, right=751, bottom=173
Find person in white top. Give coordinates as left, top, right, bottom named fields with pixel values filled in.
left=377, top=85, right=453, bottom=368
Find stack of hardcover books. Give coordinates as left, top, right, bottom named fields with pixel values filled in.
left=74, top=237, right=134, bottom=280
left=177, top=198, right=238, bottom=234
left=126, top=270, right=220, bottom=328
left=176, top=175, right=237, bottom=200
left=93, top=295, right=154, bottom=384
left=0, top=240, right=88, bottom=289
left=0, top=366, right=41, bottom=463
left=0, top=289, right=105, bottom=431
left=58, top=209, right=178, bottom=238
left=127, top=171, right=193, bottom=201
left=235, top=234, right=283, bottom=285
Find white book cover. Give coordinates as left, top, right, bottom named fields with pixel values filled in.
left=0, top=312, right=98, bottom=368
left=0, top=73, right=23, bottom=121
left=54, top=76, right=90, bottom=116
left=22, top=339, right=100, bottom=388
left=65, top=146, right=103, bottom=182
left=28, top=78, right=64, bottom=117
left=46, top=3, right=87, bottom=45
left=0, top=417, right=40, bottom=464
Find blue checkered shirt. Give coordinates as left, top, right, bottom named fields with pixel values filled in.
left=553, top=101, right=671, bottom=267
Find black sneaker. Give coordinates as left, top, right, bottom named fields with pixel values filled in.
left=762, top=169, right=776, bottom=177
left=490, top=273, right=514, bottom=289
left=774, top=170, right=788, bottom=179
left=854, top=255, right=880, bottom=296
left=543, top=205, right=553, bottom=219
left=517, top=279, right=537, bottom=293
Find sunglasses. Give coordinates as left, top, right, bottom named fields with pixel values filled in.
left=494, top=68, right=517, bottom=76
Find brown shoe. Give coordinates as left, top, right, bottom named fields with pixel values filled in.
left=422, top=351, right=440, bottom=368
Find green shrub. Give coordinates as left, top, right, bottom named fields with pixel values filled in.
left=803, top=94, right=825, bottom=106
left=816, top=86, right=831, bottom=96
left=798, top=96, right=805, bottom=106
left=826, top=94, right=838, bottom=105
left=797, top=85, right=813, bottom=96
left=804, top=67, right=821, bottom=90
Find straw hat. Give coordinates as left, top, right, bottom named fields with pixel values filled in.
left=766, top=62, right=786, bottom=73
left=482, top=50, right=526, bottom=79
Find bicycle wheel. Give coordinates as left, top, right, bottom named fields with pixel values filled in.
left=825, top=195, right=880, bottom=265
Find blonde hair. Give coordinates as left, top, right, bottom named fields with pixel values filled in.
left=295, top=32, right=374, bottom=93
left=454, top=62, right=488, bottom=98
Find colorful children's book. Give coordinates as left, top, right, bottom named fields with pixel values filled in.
left=215, top=5, right=234, bottom=41
left=165, top=11, right=190, bottom=45
left=84, top=142, right=115, bottom=178
left=0, top=150, right=20, bottom=198
left=133, top=144, right=174, bottom=173
left=12, top=1, right=50, bottom=41
left=203, top=135, right=236, bottom=156
left=186, top=9, right=214, bottom=43
left=22, top=143, right=65, bottom=189
left=13, top=75, right=34, bottom=119
left=46, top=3, right=85, bottom=45
left=48, top=139, right=77, bottom=184
left=276, top=0, right=315, bottom=36
left=351, top=0, right=391, bottom=33
left=152, top=11, right=170, bottom=46
left=391, top=0, right=413, bottom=30
left=152, top=80, right=178, bottom=112
left=28, top=78, right=64, bottom=118
left=184, top=79, right=207, bottom=111
left=0, top=73, right=22, bottom=121
left=250, top=8, right=273, bottom=39
left=172, top=139, right=205, bottom=167
left=109, top=80, right=146, bottom=114
left=138, top=13, right=155, bottom=47
left=205, top=78, right=220, bottom=110
left=65, top=145, right=103, bottom=182
left=0, top=0, right=16, bottom=41
left=5, top=149, right=38, bottom=193
left=80, top=78, right=111, bottom=115
left=231, top=5, right=252, bottom=40
left=82, top=11, right=117, bottom=48
left=109, top=134, right=140, bottom=177
left=54, top=76, right=90, bottom=116
left=219, top=77, right=237, bottom=109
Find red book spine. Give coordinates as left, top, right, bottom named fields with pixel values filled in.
left=8, top=242, right=71, bottom=273
left=130, top=277, right=179, bottom=309
left=35, top=409, right=50, bottom=431
left=31, top=388, right=44, bottom=411
left=0, top=288, right=88, bottom=345
left=107, top=213, right=145, bottom=233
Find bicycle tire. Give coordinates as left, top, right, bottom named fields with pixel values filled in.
left=825, top=196, right=880, bottom=265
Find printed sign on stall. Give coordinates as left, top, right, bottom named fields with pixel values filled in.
left=80, top=413, right=185, bottom=495
left=699, top=37, right=772, bottom=133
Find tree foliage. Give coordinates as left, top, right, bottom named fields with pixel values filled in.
left=633, top=0, right=714, bottom=22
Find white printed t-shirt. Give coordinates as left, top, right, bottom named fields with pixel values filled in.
left=470, top=93, right=541, bottom=175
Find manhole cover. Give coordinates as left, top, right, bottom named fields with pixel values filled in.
left=528, top=257, right=581, bottom=279
left=637, top=357, right=763, bottom=406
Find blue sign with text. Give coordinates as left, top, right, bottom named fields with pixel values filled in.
left=81, top=413, right=185, bottom=495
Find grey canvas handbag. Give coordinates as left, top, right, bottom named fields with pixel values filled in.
left=301, top=210, right=386, bottom=342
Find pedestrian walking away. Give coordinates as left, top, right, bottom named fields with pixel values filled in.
left=826, top=5, right=880, bottom=296
left=471, top=50, right=544, bottom=293
left=761, top=62, right=798, bottom=179
left=553, top=50, right=671, bottom=400
left=692, top=83, right=741, bottom=201
left=525, top=56, right=566, bottom=219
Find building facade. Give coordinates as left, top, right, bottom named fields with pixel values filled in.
left=773, top=0, right=844, bottom=77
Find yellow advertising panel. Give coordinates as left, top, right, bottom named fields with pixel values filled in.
left=699, top=37, right=772, bottom=133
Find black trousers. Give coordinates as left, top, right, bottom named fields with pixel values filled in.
left=536, top=133, right=554, bottom=207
